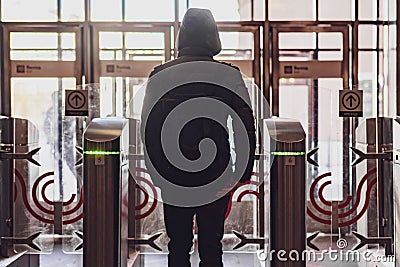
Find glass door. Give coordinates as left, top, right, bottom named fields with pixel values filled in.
left=271, top=24, right=353, bottom=251
left=2, top=24, right=83, bottom=253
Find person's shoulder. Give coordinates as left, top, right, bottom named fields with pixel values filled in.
left=150, top=58, right=184, bottom=77
left=213, top=60, right=241, bottom=71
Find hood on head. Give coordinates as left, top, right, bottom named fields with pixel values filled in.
left=176, top=8, right=222, bottom=56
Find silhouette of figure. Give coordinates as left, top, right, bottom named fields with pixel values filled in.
left=141, top=8, right=256, bottom=267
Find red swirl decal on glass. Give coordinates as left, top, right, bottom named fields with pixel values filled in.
left=307, top=169, right=377, bottom=227
left=14, top=169, right=83, bottom=225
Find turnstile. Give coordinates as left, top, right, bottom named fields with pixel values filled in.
left=354, top=117, right=397, bottom=255
left=83, top=118, right=129, bottom=267
left=263, top=118, right=306, bottom=267
left=0, top=116, right=40, bottom=265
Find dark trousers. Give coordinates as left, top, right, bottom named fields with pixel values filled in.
left=163, top=195, right=230, bottom=267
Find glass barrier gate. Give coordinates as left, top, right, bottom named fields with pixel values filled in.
left=0, top=24, right=83, bottom=264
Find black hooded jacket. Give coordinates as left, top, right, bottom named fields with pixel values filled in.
left=141, top=8, right=256, bottom=189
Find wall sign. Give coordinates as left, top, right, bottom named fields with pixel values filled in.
left=279, top=60, right=342, bottom=79
left=339, top=90, right=363, bottom=117
left=65, top=90, right=89, bottom=116
left=11, top=61, right=76, bottom=77
left=100, top=60, right=161, bottom=77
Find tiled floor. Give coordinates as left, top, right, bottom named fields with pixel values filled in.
left=38, top=249, right=395, bottom=266
left=35, top=236, right=395, bottom=267
left=141, top=252, right=259, bottom=267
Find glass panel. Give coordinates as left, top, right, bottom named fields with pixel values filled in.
left=61, top=84, right=99, bottom=254
left=379, top=0, right=396, bottom=20
left=359, top=25, right=377, bottom=49
left=359, top=0, right=377, bottom=20
left=378, top=25, right=385, bottom=50
left=61, top=33, right=76, bottom=49
left=387, top=25, right=397, bottom=117
left=125, top=0, right=174, bottom=21
left=99, top=50, right=115, bottom=60
left=358, top=51, right=378, bottom=118
left=279, top=76, right=345, bottom=249
left=279, top=33, right=316, bottom=50
left=268, top=0, right=315, bottom=21
left=1, top=0, right=57, bottom=22
left=62, top=50, right=76, bottom=61
left=11, top=51, right=59, bottom=61
left=215, top=32, right=254, bottom=60
left=317, top=79, right=344, bottom=192
left=99, top=32, right=123, bottom=49
left=279, top=83, right=309, bottom=127
left=98, top=30, right=167, bottom=116
left=11, top=33, right=58, bottom=49
left=317, top=51, right=343, bottom=60
left=237, top=0, right=252, bottom=21
left=318, top=0, right=353, bottom=20
left=125, top=32, right=164, bottom=49
left=125, top=32, right=165, bottom=60
left=99, top=77, right=132, bottom=117
left=91, top=0, right=122, bottom=21
left=61, top=0, right=85, bottom=21
left=318, top=32, right=343, bottom=49
left=178, top=0, right=188, bottom=21
left=10, top=32, right=76, bottom=61
left=189, top=0, right=241, bottom=21
left=388, top=0, right=396, bottom=20
left=254, top=0, right=266, bottom=21
left=354, top=119, right=380, bottom=253
left=11, top=78, right=59, bottom=253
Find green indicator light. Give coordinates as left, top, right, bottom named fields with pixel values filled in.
left=271, top=151, right=306, bottom=156
left=84, top=151, right=120, bottom=155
